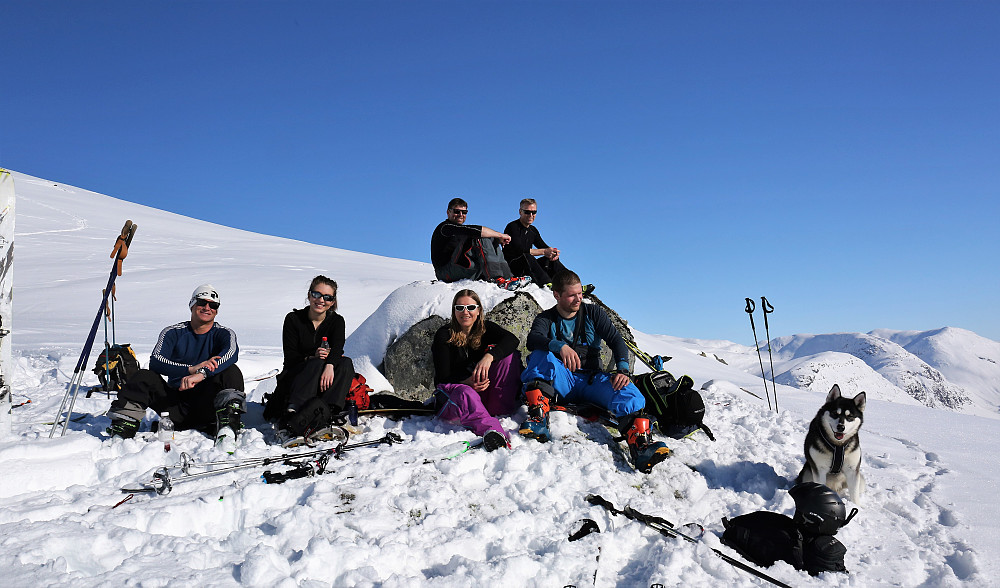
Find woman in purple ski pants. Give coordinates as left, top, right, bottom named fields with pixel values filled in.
left=432, top=289, right=522, bottom=449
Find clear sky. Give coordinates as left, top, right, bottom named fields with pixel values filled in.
left=3, top=0, right=998, bottom=345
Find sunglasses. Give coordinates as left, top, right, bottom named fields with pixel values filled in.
left=194, top=299, right=220, bottom=310
left=309, top=290, right=336, bottom=302
left=454, top=304, right=479, bottom=312
left=520, top=209, right=537, bottom=215
left=450, top=208, right=468, bottom=216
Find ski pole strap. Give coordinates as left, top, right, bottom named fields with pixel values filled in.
left=744, top=298, right=755, bottom=314
left=761, top=296, right=774, bottom=314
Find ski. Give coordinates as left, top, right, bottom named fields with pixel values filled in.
left=624, top=339, right=671, bottom=372
left=585, top=494, right=792, bottom=588
left=423, top=438, right=485, bottom=463
left=245, top=368, right=278, bottom=382
left=277, top=425, right=350, bottom=449
left=121, top=431, right=404, bottom=495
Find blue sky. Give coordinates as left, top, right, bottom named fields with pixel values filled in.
left=3, top=0, right=998, bottom=345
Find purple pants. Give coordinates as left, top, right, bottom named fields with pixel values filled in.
left=435, top=353, right=522, bottom=439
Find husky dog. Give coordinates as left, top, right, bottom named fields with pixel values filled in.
left=796, top=384, right=866, bottom=504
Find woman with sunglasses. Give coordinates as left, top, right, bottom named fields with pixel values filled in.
left=265, top=275, right=355, bottom=435
left=432, top=289, right=522, bottom=450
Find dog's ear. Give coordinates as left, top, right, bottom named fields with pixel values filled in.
left=854, top=391, right=866, bottom=413
left=827, top=384, right=842, bottom=402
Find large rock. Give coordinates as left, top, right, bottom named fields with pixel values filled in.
left=484, top=291, right=542, bottom=364
left=381, top=315, right=447, bottom=401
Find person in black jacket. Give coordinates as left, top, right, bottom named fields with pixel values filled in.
left=264, top=275, right=355, bottom=433
left=502, top=198, right=569, bottom=285
left=430, top=197, right=512, bottom=282
left=432, top=288, right=522, bottom=450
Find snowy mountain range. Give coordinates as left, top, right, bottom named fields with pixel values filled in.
left=2, top=170, right=998, bottom=587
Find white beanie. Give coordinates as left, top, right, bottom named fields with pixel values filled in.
left=189, top=283, right=221, bottom=308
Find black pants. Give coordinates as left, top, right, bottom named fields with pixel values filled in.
left=111, top=365, right=245, bottom=432
left=287, top=356, right=355, bottom=413
left=508, top=253, right=567, bottom=285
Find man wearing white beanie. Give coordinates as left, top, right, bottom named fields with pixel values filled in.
left=107, top=283, right=245, bottom=452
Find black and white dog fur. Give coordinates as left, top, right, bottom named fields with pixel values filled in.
left=796, top=384, right=866, bottom=504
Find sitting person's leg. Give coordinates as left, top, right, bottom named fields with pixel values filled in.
left=319, top=355, right=355, bottom=412
left=107, top=369, right=170, bottom=437
left=435, top=383, right=506, bottom=438
left=573, top=371, right=645, bottom=417
left=480, top=353, right=523, bottom=416
left=287, top=358, right=325, bottom=411
left=521, top=350, right=577, bottom=400
left=538, top=257, right=567, bottom=282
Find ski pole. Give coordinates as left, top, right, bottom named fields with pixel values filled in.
left=585, top=494, right=792, bottom=588
left=744, top=298, right=772, bottom=411
left=761, top=296, right=777, bottom=413
left=50, top=221, right=137, bottom=437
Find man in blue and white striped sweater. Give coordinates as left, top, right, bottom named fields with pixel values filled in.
left=108, top=284, right=245, bottom=447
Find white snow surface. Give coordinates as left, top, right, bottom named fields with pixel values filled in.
left=3, top=171, right=999, bottom=587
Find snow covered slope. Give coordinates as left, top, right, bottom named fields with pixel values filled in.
left=2, top=170, right=998, bottom=587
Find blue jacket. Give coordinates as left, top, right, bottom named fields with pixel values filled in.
left=526, top=304, right=629, bottom=373
left=149, top=321, right=239, bottom=387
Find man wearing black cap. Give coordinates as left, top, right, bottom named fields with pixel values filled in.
left=107, top=283, right=245, bottom=450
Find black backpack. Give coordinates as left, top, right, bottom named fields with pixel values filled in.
left=722, top=511, right=848, bottom=576
left=632, top=370, right=715, bottom=440
left=91, top=343, right=140, bottom=394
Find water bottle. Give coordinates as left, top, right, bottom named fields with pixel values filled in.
left=159, top=412, right=175, bottom=453
left=320, top=337, right=330, bottom=351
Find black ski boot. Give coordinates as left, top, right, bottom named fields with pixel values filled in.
left=106, top=414, right=140, bottom=439
left=483, top=430, right=509, bottom=451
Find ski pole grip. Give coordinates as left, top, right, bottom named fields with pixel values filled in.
left=744, top=298, right=755, bottom=314
left=761, top=296, right=774, bottom=314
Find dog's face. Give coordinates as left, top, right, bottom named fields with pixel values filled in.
left=818, top=384, right=866, bottom=444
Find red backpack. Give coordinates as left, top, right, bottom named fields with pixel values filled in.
left=347, top=373, right=373, bottom=410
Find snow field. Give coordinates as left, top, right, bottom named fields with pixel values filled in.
left=2, top=171, right=998, bottom=586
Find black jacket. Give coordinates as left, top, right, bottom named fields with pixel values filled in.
left=432, top=320, right=519, bottom=385
left=430, top=219, right=483, bottom=269
left=281, top=307, right=346, bottom=374
left=502, top=220, right=549, bottom=263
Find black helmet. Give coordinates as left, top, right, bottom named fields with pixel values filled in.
left=790, top=482, right=857, bottom=535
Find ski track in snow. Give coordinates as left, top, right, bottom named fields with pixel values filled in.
left=2, top=170, right=998, bottom=587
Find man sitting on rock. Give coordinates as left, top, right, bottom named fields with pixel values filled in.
left=502, top=198, right=570, bottom=287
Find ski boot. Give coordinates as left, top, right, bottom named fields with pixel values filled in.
left=215, top=400, right=243, bottom=454
left=106, top=414, right=140, bottom=439
left=483, top=430, right=510, bottom=452
left=519, top=386, right=551, bottom=443
left=496, top=276, right=533, bottom=291
left=624, top=416, right=671, bottom=474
